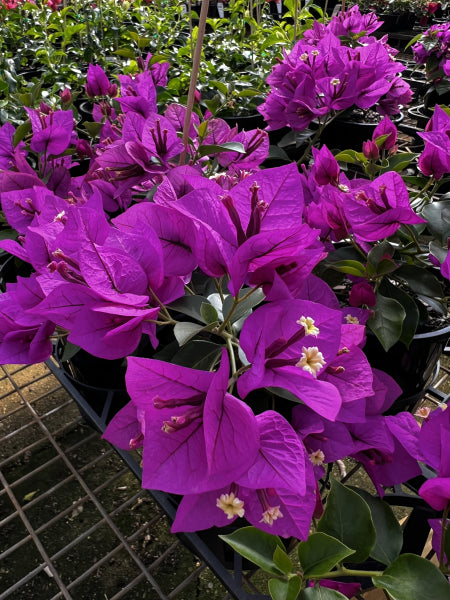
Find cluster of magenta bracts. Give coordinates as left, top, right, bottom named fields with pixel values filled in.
left=257, top=7, right=413, bottom=132
left=0, top=8, right=449, bottom=555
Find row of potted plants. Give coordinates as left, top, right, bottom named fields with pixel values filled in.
left=0, top=2, right=449, bottom=599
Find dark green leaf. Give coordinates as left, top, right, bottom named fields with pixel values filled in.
left=174, top=322, right=205, bottom=346
left=219, top=526, right=285, bottom=575
left=367, top=293, right=406, bottom=351
left=317, top=478, right=376, bottom=563
left=13, top=120, right=31, bottom=147
left=300, top=587, right=347, bottom=600
left=200, top=302, right=219, bottom=324
left=273, top=545, right=293, bottom=574
left=298, top=532, right=354, bottom=577
left=223, top=287, right=265, bottom=323
left=171, top=340, right=223, bottom=370
left=269, top=576, right=302, bottom=600
left=379, top=280, right=419, bottom=348
left=0, top=228, right=18, bottom=241
left=267, top=145, right=290, bottom=161
left=422, top=200, right=450, bottom=245
left=395, top=265, right=444, bottom=298
left=198, top=142, right=246, bottom=157
left=350, top=489, right=402, bottom=566
left=372, top=553, right=450, bottom=600
left=60, top=341, right=80, bottom=362
left=167, top=295, right=209, bottom=322
left=367, top=240, right=395, bottom=268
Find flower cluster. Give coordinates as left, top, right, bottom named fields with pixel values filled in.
left=412, top=22, right=450, bottom=95
left=257, top=7, right=412, bottom=133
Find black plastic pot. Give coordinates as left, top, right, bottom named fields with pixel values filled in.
left=221, top=112, right=266, bottom=132
left=316, top=111, right=404, bottom=152
left=407, top=104, right=430, bottom=130
left=363, top=322, right=450, bottom=414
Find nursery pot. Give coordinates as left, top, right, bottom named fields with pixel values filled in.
left=363, top=322, right=450, bottom=414
left=315, top=111, right=404, bottom=152
left=221, top=112, right=266, bottom=132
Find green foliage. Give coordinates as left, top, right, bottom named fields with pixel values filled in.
left=317, top=478, right=376, bottom=563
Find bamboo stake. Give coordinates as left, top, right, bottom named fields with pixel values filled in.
left=179, top=0, right=210, bottom=165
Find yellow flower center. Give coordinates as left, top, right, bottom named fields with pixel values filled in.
left=297, top=316, right=320, bottom=337
left=260, top=506, right=283, bottom=526
left=216, top=493, right=245, bottom=519
left=296, top=346, right=326, bottom=377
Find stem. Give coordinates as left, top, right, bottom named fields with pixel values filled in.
left=317, top=566, right=384, bottom=580
left=179, top=0, right=210, bottom=166
left=226, top=334, right=237, bottom=380
left=296, top=112, right=340, bottom=166
left=217, top=286, right=261, bottom=333
left=439, top=503, right=449, bottom=571
left=148, top=288, right=172, bottom=320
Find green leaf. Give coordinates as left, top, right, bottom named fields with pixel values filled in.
left=367, top=240, right=395, bottom=268
left=171, top=340, right=223, bottom=370
left=334, top=149, right=365, bottom=165
left=372, top=553, right=450, bottom=600
left=350, top=489, right=402, bottom=566
left=13, top=120, right=31, bottom=146
left=381, top=152, right=418, bottom=174
left=327, top=259, right=367, bottom=277
left=167, top=295, right=209, bottom=322
left=174, top=322, right=205, bottom=346
left=422, top=200, right=450, bottom=245
left=394, top=265, right=444, bottom=298
left=83, top=122, right=103, bottom=137
left=273, top=545, right=293, bottom=574
left=219, top=526, right=285, bottom=575
left=198, top=142, right=246, bottom=157
left=317, top=478, right=376, bottom=563
left=115, top=48, right=136, bottom=59
left=200, top=301, right=219, bottom=324
left=378, top=280, right=419, bottom=348
left=298, top=532, right=354, bottom=577
left=60, top=341, right=81, bottom=363
left=210, top=79, right=229, bottom=95
left=300, top=587, right=347, bottom=600
left=222, top=287, right=265, bottom=323
left=269, top=576, right=302, bottom=600
left=367, top=293, right=406, bottom=352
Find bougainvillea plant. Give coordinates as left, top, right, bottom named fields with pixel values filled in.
left=0, top=8, right=449, bottom=600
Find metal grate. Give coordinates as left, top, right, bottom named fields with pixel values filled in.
left=0, top=362, right=267, bottom=600
left=1, top=354, right=449, bottom=600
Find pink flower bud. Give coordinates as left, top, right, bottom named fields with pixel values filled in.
left=60, top=88, right=71, bottom=104
left=349, top=282, right=376, bottom=308
left=362, top=139, right=379, bottom=160
left=108, top=83, right=118, bottom=98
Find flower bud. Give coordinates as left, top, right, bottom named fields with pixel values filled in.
left=108, top=83, right=118, bottom=98
left=60, top=88, right=72, bottom=104
left=362, top=139, right=379, bottom=160
left=349, top=282, right=376, bottom=308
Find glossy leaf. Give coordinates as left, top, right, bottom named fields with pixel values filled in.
left=372, top=554, right=450, bottom=600
left=379, top=279, right=419, bottom=348
left=174, top=322, right=205, bottom=346
left=317, top=479, right=376, bottom=563
left=327, top=260, right=367, bottom=277
left=395, top=265, right=444, bottom=298
left=367, top=293, right=406, bottom=351
left=168, top=296, right=209, bottom=322
left=273, top=545, right=293, bottom=574
left=300, top=587, right=347, bottom=600
left=219, top=526, right=285, bottom=575
left=198, top=142, right=246, bottom=157
left=422, top=200, right=450, bottom=245
left=171, top=340, right=223, bottom=370
left=298, top=533, right=354, bottom=577
left=269, top=576, right=302, bottom=600
left=222, top=287, right=265, bottom=323
left=351, top=489, right=402, bottom=566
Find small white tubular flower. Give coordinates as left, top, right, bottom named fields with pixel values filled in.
left=296, top=316, right=320, bottom=337
left=345, top=314, right=360, bottom=324
left=216, top=493, right=245, bottom=519
left=309, top=449, right=325, bottom=466
left=260, top=506, right=283, bottom=526
left=331, top=78, right=341, bottom=86
left=415, top=406, right=431, bottom=419
left=296, top=347, right=326, bottom=377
